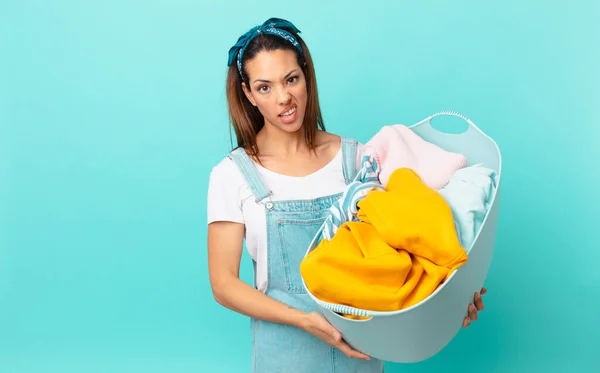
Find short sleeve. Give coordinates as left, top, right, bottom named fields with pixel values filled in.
left=206, top=160, right=245, bottom=225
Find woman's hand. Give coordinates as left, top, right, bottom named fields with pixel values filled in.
left=299, top=311, right=371, bottom=360
left=462, top=287, right=487, bottom=327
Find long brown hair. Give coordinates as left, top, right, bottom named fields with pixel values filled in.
left=225, top=27, right=325, bottom=158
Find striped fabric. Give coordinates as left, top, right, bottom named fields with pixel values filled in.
left=320, top=154, right=385, bottom=241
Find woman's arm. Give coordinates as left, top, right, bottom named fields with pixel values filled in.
left=207, top=220, right=306, bottom=325
left=207, top=220, right=370, bottom=360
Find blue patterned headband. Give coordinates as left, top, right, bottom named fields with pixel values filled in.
left=227, top=17, right=303, bottom=78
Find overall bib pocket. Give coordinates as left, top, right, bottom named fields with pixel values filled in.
left=276, top=217, right=326, bottom=293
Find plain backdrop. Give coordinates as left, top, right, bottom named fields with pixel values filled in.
left=1, top=1, right=599, bottom=372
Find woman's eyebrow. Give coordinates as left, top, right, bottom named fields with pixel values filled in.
left=253, top=69, right=298, bottom=84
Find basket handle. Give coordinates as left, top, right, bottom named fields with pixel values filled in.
left=423, top=110, right=489, bottom=138
left=429, top=110, right=471, bottom=122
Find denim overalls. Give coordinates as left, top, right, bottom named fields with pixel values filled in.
left=228, top=137, right=385, bottom=373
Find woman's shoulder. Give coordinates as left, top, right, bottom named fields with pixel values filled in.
left=317, top=130, right=362, bottom=144
left=206, top=152, right=253, bottom=214
left=316, top=131, right=363, bottom=153
left=208, top=152, right=246, bottom=188
left=206, top=153, right=250, bottom=224
left=317, top=130, right=364, bottom=157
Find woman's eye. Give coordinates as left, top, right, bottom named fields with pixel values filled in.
left=258, top=86, right=269, bottom=93
left=288, top=76, right=298, bottom=84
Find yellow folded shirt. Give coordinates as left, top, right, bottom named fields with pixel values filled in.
left=357, top=167, right=468, bottom=277
left=300, top=221, right=418, bottom=312
left=300, top=167, right=468, bottom=314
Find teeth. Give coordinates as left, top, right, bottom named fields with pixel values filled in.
left=281, top=107, right=296, bottom=116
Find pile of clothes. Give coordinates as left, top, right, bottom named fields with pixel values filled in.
left=299, top=124, right=498, bottom=317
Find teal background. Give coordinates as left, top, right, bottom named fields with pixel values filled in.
left=2, top=1, right=599, bottom=372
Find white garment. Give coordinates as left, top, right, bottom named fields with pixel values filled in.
left=207, top=145, right=363, bottom=293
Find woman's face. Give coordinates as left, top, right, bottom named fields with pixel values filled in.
left=242, top=49, right=307, bottom=134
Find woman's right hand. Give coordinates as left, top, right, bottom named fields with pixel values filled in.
left=299, top=311, right=371, bottom=360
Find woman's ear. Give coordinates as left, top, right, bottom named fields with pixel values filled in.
left=242, top=82, right=257, bottom=107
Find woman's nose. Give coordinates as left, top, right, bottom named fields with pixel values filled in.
left=277, top=86, right=291, bottom=104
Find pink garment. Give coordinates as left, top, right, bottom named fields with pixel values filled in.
left=363, top=125, right=468, bottom=190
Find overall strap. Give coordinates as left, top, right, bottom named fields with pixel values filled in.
left=340, top=136, right=359, bottom=184
left=227, top=148, right=272, bottom=203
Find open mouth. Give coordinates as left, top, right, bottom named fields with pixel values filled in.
left=279, top=106, right=296, bottom=117
left=278, top=105, right=298, bottom=124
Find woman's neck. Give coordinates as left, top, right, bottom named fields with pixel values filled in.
left=257, top=123, right=309, bottom=156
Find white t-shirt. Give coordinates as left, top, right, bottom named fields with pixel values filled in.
left=206, top=143, right=363, bottom=293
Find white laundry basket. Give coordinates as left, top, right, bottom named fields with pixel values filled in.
left=301, top=111, right=502, bottom=363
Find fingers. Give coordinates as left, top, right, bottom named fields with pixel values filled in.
left=315, top=322, right=370, bottom=360
left=314, top=327, right=370, bottom=360
left=474, top=292, right=485, bottom=311
left=311, top=312, right=342, bottom=341
left=316, top=321, right=342, bottom=343
left=334, top=339, right=371, bottom=360
left=468, top=303, right=478, bottom=320
left=464, top=288, right=487, bottom=328
left=306, top=312, right=371, bottom=360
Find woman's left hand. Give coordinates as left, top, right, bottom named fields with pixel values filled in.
left=462, top=287, right=487, bottom=328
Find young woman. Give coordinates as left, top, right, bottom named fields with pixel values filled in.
left=206, top=17, right=486, bottom=372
